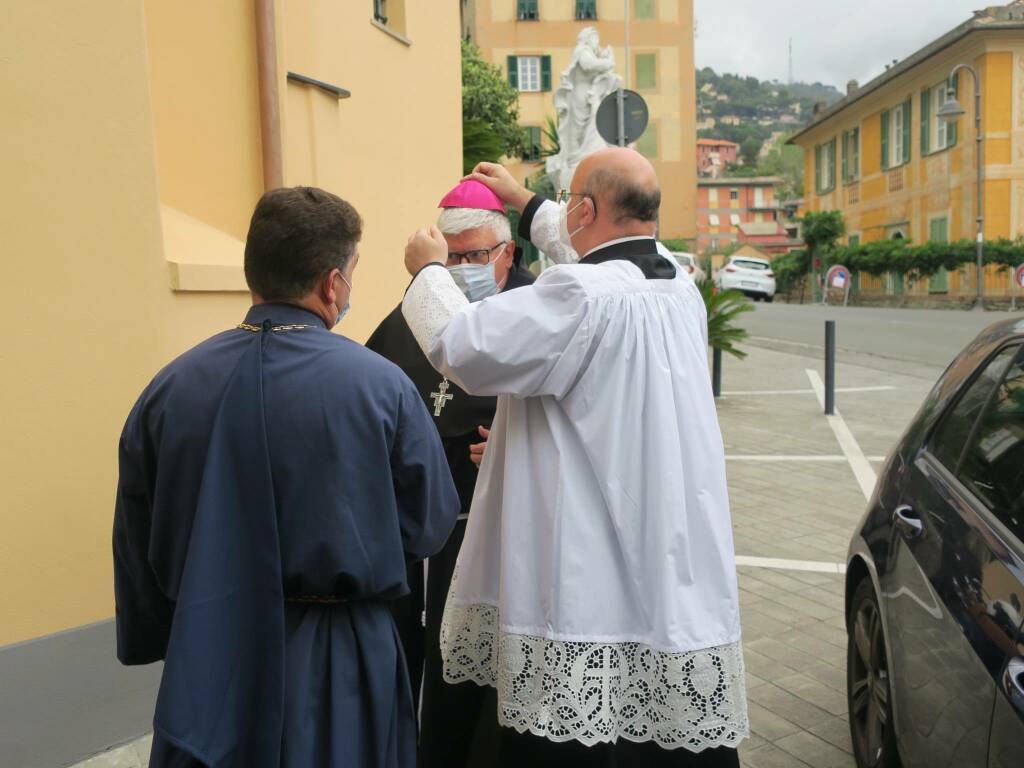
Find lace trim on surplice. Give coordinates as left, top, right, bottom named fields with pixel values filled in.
left=440, top=602, right=749, bottom=752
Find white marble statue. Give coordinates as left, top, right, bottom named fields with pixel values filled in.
left=545, top=27, right=622, bottom=191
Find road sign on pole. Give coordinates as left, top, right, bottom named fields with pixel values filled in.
left=824, top=265, right=852, bottom=307
left=596, top=89, right=649, bottom=147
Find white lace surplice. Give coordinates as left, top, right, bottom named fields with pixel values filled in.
left=401, top=206, right=748, bottom=752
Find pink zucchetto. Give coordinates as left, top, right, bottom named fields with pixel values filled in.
left=438, top=179, right=506, bottom=212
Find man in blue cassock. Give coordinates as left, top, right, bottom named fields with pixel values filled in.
left=113, top=186, right=459, bottom=768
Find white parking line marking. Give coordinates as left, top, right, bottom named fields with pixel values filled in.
left=720, top=385, right=896, bottom=396
left=735, top=555, right=847, bottom=574
left=805, top=369, right=878, bottom=502
left=727, top=455, right=848, bottom=462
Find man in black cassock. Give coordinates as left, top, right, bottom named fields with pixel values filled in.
left=113, top=187, right=459, bottom=768
left=365, top=180, right=534, bottom=767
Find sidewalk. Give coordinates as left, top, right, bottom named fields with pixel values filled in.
left=720, top=344, right=934, bottom=767
left=70, top=344, right=936, bottom=768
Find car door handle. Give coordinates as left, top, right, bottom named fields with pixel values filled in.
left=1003, top=657, right=1024, bottom=709
left=893, top=505, right=924, bottom=540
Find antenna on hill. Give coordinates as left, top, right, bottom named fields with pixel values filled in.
left=788, top=38, right=794, bottom=84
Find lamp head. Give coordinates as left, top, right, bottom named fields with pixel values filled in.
left=937, top=98, right=966, bottom=122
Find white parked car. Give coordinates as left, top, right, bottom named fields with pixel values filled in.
left=714, top=255, right=776, bottom=301
left=655, top=242, right=706, bottom=283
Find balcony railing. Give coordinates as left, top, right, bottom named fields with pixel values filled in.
left=845, top=182, right=860, bottom=205
left=887, top=167, right=905, bottom=193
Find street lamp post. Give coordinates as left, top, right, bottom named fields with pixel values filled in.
left=937, top=64, right=984, bottom=310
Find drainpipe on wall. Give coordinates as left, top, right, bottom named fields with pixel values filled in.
left=255, top=0, right=283, bottom=190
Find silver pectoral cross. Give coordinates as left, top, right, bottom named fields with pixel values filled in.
left=430, top=378, right=454, bottom=417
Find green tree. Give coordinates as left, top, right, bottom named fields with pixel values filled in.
left=800, top=210, right=846, bottom=301
left=739, top=137, right=762, bottom=165
left=461, top=40, right=523, bottom=170
left=758, top=137, right=804, bottom=199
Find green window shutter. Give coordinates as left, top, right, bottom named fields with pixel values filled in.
left=815, top=144, right=822, bottom=193
left=841, top=132, right=849, bottom=183
left=635, top=123, right=657, bottom=158
left=635, top=53, right=656, bottom=90
left=635, top=0, right=656, bottom=20
left=829, top=139, right=837, bottom=189
left=853, top=128, right=860, bottom=178
left=541, top=55, right=551, bottom=91
left=849, top=234, right=860, bottom=247
left=881, top=110, right=890, bottom=171
left=929, top=216, right=948, bottom=243
left=507, top=56, right=519, bottom=89
left=920, top=87, right=931, bottom=156
left=902, top=99, right=911, bottom=164
left=948, top=74, right=959, bottom=146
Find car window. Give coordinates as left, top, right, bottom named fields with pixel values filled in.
left=734, top=260, right=769, bottom=271
left=674, top=254, right=693, bottom=266
left=957, top=347, right=1024, bottom=541
left=929, top=344, right=1020, bottom=473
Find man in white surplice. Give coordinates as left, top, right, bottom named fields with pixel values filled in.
left=402, top=150, right=748, bottom=767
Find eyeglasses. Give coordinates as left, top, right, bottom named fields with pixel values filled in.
left=446, top=241, right=509, bottom=266
left=556, top=189, right=597, bottom=215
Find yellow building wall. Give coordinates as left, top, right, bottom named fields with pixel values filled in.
left=795, top=35, right=1024, bottom=296
left=0, top=0, right=461, bottom=646
left=472, top=0, right=697, bottom=239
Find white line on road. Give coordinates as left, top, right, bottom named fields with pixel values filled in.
left=735, top=555, right=847, bottom=574
left=720, top=385, right=895, bottom=396
left=806, top=369, right=878, bottom=502
left=726, top=454, right=887, bottom=462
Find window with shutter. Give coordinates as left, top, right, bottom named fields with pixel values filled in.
left=575, top=0, right=597, bottom=20
left=540, top=56, right=551, bottom=91
left=517, top=0, right=539, bottom=21
left=507, top=55, right=519, bottom=89
left=523, top=126, right=543, bottom=161
left=841, top=132, right=849, bottom=184
left=851, top=128, right=859, bottom=179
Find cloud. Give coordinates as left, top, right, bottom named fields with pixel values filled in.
left=695, top=0, right=981, bottom=87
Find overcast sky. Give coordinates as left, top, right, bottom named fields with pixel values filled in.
left=694, top=0, right=983, bottom=88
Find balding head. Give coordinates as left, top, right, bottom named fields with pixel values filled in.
left=565, top=148, right=661, bottom=255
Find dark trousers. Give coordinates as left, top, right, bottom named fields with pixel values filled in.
left=496, top=728, right=741, bottom=768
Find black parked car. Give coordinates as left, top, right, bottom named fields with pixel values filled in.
left=845, top=318, right=1024, bottom=768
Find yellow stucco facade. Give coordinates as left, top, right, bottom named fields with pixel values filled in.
left=1, top=0, right=461, bottom=646
left=468, top=0, right=697, bottom=239
left=793, top=19, right=1024, bottom=300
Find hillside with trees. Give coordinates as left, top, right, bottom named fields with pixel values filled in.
left=696, top=67, right=842, bottom=156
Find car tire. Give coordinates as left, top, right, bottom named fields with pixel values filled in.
left=765, top=295, right=774, bottom=303
left=847, top=578, right=901, bottom=768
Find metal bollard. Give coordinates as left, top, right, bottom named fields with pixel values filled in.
left=825, top=320, right=836, bottom=415
left=712, top=346, right=723, bottom=398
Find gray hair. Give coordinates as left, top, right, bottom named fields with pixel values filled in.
left=437, top=207, right=512, bottom=242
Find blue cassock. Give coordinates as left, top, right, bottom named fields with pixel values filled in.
left=113, top=303, right=459, bottom=768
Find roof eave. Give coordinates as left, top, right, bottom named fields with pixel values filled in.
left=787, top=19, right=1024, bottom=145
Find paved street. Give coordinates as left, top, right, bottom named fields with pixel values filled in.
left=71, top=310, right=953, bottom=768
left=737, top=303, right=1020, bottom=378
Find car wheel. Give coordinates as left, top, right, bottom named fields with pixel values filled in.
left=848, top=578, right=901, bottom=768
left=765, top=294, right=774, bottom=303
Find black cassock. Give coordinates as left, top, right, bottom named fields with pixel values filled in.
left=113, top=303, right=458, bottom=768
left=366, top=264, right=535, bottom=767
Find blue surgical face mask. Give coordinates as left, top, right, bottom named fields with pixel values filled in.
left=335, top=272, right=352, bottom=326
left=447, top=259, right=500, bottom=303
